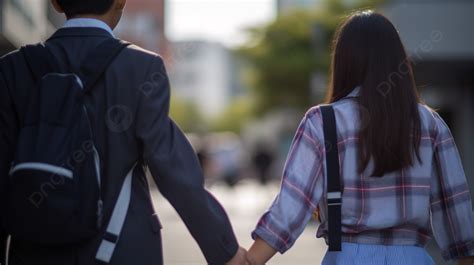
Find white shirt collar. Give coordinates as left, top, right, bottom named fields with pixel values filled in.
left=344, top=86, right=361, bottom=98
left=63, top=18, right=115, bottom=37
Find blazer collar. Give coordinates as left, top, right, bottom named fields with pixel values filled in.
left=47, top=27, right=114, bottom=41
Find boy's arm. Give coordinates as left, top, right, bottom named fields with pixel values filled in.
left=0, top=69, right=17, bottom=264
left=135, top=56, right=240, bottom=264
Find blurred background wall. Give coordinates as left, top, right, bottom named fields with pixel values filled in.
left=0, top=0, right=59, bottom=54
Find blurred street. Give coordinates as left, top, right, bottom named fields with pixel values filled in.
left=150, top=180, right=327, bottom=265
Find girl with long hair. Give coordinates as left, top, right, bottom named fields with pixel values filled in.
left=246, top=10, right=474, bottom=265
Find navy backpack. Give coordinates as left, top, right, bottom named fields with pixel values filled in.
left=5, top=38, right=134, bottom=264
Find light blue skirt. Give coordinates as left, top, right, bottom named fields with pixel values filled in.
left=322, top=243, right=435, bottom=265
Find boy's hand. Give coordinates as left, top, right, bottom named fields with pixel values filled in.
left=226, top=247, right=250, bottom=265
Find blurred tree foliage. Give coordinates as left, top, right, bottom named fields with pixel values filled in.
left=211, top=96, right=255, bottom=133
left=238, top=0, right=384, bottom=115
left=169, top=96, right=206, bottom=132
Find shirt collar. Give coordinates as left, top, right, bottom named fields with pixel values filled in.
left=63, top=18, right=115, bottom=37
left=343, top=86, right=361, bottom=99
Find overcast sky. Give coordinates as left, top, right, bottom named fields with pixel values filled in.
left=166, top=0, right=276, bottom=47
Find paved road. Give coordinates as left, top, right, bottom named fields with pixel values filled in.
left=150, top=180, right=327, bottom=265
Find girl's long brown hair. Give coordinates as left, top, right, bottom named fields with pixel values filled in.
left=327, top=11, right=422, bottom=177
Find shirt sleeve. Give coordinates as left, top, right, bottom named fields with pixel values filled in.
left=135, top=56, right=238, bottom=264
left=430, top=112, right=474, bottom=261
left=252, top=110, right=325, bottom=253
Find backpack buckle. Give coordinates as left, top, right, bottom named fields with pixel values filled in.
left=328, top=191, right=342, bottom=206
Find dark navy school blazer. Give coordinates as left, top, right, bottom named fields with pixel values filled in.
left=0, top=27, right=238, bottom=265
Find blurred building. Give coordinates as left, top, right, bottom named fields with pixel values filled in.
left=0, top=0, right=167, bottom=56
left=168, top=41, right=235, bottom=118
left=0, top=0, right=166, bottom=54
left=277, top=0, right=321, bottom=14
left=0, top=0, right=60, bottom=55
left=115, top=0, right=167, bottom=56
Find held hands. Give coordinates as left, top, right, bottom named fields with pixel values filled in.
left=225, top=247, right=250, bottom=265
left=225, top=236, right=278, bottom=265
left=224, top=246, right=266, bottom=265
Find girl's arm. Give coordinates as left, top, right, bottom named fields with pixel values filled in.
left=430, top=113, right=474, bottom=261
left=247, top=237, right=277, bottom=265
left=249, top=112, right=325, bottom=264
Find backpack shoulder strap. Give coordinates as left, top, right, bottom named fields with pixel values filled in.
left=80, top=38, right=130, bottom=93
left=20, top=43, right=58, bottom=82
left=320, top=104, right=342, bottom=252
left=95, top=163, right=137, bottom=264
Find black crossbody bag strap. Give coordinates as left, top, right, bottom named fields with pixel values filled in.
left=320, top=105, right=342, bottom=252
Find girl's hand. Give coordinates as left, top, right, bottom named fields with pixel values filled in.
left=226, top=247, right=250, bottom=265
left=246, top=237, right=278, bottom=265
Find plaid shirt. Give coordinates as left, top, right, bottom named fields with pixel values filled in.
left=252, top=89, right=474, bottom=261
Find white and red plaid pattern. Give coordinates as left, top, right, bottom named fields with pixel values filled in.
left=252, top=89, right=474, bottom=261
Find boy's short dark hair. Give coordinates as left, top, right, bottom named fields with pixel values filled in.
left=57, top=0, right=115, bottom=18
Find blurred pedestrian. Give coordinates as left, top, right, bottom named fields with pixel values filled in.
left=253, top=143, right=274, bottom=185
left=0, top=1, right=248, bottom=265
left=197, top=141, right=210, bottom=175
left=246, top=10, right=474, bottom=265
